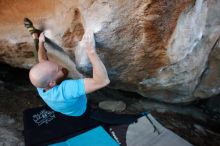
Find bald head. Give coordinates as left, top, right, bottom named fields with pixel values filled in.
left=29, top=61, right=69, bottom=88
left=29, top=61, right=57, bottom=88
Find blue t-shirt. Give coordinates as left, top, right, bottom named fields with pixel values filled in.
left=37, top=79, right=87, bottom=116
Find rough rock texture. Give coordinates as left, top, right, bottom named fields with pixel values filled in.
left=194, top=38, right=220, bottom=98
left=0, top=114, right=24, bottom=146
left=0, top=0, right=220, bottom=103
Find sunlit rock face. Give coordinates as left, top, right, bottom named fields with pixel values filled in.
left=0, top=0, right=219, bottom=103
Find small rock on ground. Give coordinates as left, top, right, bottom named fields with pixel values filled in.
left=98, top=100, right=126, bottom=112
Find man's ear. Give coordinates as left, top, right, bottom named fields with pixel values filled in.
left=48, top=81, right=56, bottom=88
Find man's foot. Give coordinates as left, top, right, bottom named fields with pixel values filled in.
left=24, top=18, right=41, bottom=35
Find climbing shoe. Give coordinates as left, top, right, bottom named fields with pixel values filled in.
left=24, top=18, right=41, bottom=35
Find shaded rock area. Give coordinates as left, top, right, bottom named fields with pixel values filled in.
left=0, top=64, right=220, bottom=146
left=0, top=115, right=24, bottom=146
left=0, top=64, right=42, bottom=146
left=194, top=38, right=220, bottom=98
left=0, top=0, right=220, bottom=103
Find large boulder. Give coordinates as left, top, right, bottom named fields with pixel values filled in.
left=0, top=0, right=219, bottom=103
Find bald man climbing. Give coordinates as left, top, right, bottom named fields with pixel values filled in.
left=24, top=18, right=110, bottom=116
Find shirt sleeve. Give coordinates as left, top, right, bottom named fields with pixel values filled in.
left=61, top=79, right=86, bottom=98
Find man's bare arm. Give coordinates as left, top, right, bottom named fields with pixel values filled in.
left=84, top=34, right=110, bottom=93
left=38, top=33, right=48, bottom=62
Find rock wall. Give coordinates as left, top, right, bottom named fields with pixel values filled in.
left=0, top=0, right=220, bottom=103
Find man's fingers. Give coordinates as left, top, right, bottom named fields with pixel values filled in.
left=88, top=34, right=91, bottom=40
left=85, top=34, right=91, bottom=41
left=82, top=31, right=95, bottom=50
left=39, top=33, right=45, bottom=42
left=84, top=36, right=91, bottom=45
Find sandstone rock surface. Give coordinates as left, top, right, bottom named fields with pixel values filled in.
left=0, top=0, right=220, bottom=103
